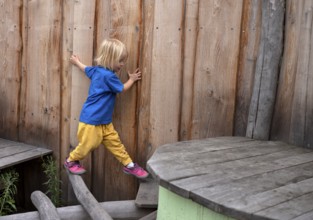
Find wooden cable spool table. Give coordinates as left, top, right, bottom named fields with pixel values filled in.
left=147, top=136, right=313, bottom=220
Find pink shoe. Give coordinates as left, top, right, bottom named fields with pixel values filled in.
left=123, top=163, right=149, bottom=179
left=64, top=159, right=86, bottom=175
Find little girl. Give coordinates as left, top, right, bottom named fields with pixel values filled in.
left=64, top=38, right=148, bottom=179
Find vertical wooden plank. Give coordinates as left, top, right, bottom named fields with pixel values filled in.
left=180, top=0, right=199, bottom=141
left=0, top=0, right=22, bottom=140
left=234, top=0, right=262, bottom=136
left=271, top=0, right=302, bottom=142
left=137, top=0, right=155, bottom=161
left=191, top=0, right=243, bottom=139
left=306, top=7, right=313, bottom=148
left=92, top=0, right=141, bottom=201
left=306, top=44, right=313, bottom=148
left=91, top=0, right=111, bottom=203
left=246, top=0, right=285, bottom=140
left=289, top=0, right=313, bottom=147
left=61, top=0, right=75, bottom=205
left=19, top=0, right=61, bottom=153
left=70, top=0, right=96, bottom=190
left=106, top=0, right=141, bottom=201
left=149, top=1, right=184, bottom=150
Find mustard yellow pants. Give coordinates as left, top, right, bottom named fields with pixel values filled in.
left=69, top=122, right=133, bottom=166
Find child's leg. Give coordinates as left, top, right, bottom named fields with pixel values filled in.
left=102, top=123, right=148, bottom=179
left=101, top=123, right=133, bottom=166
left=69, top=122, right=103, bottom=161
left=65, top=122, right=103, bottom=175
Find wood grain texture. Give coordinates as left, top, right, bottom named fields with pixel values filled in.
left=0, top=0, right=22, bottom=140
left=147, top=137, right=313, bottom=220
left=190, top=0, right=243, bottom=139
left=1, top=0, right=313, bottom=206
left=180, top=0, right=199, bottom=141
left=0, top=138, right=52, bottom=169
left=149, top=0, right=184, bottom=149
left=137, top=0, right=155, bottom=164
left=246, top=0, right=285, bottom=140
left=19, top=0, right=62, bottom=152
left=234, top=0, right=262, bottom=136
left=91, top=0, right=111, bottom=203
left=99, top=0, right=141, bottom=201
left=31, top=191, right=61, bottom=220
left=271, top=0, right=313, bottom=149
left=0, top=200, right=153, bottom=220
left=67, top=171, right=113, bottom=220
left=69, top=0, right=96, bottom=192
left=60, top=0, right=75, bottom=205
left=135, top=178, right=159, bottom=208
left=289, top=0, right=313, bottom=147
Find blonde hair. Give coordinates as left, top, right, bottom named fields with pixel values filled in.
left=94, top=38, right=127, bottom=70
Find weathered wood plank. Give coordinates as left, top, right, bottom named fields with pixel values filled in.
left=137, top=0, right=155, bottom=161
left=0, top=200, right=153, bottom=220
left=256, top=191, right=313, bottom=220
left=234, top=0, right=262, bottom=136
left=99, top=0, right=141, bottom=201
left=0, top=144, right=34, bottom=158
left=91, top=0, right=111, bottom=203
left=191, top=163, right=313, bottom=213
left=149, top=0, right=184, bottom=149
left=289, top=0, right=313, bottom=147
left=69, top=0, right=96, bottom=190
left=60, top=0, right=75, bottom=205
left=246, top=0, right=285, bottom=140
left=19, top=0, right=61, bottom=151
left=0, top=147, right=52, bottom=169
left=148, top=137, right=295, bottom=181
left=190, top=0, right=243, bottom=139
left=271, top=0, right=302, bottom=143
left=31, top=191, right=61, bottom=220
left=0, top=138, right=31, bottom=149
left=147, top=137, right=313, bottom=220
left=293, top=210, right=313, bottom=220
left=180, top=0, right=199, bottom=141
left=169, top=146, right=313, bottom=198
left=67, top=171, right=113, bottom=220
left=135, top=179, right=159, bottom=208
left=0, top=0, right=21, bottom=140
left=272, top=0, right=313, bottom=149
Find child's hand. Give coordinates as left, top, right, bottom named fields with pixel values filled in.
left=70, top=54, right=81, bottom=66
left=69, top=54, right=87, bottom=72
left=128, top=68, right=142, bottom=82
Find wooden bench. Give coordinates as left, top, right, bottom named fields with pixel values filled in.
left=147, top=136, right=313, bottom=220
left=0, top=138, right=52, bottom=170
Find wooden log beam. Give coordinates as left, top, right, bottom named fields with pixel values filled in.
left=30, top=191, right=60, bottom=220
left=0, top=200, right=154, bottom=220
left=246, top=0, right=285, bottom=140
left=67, top=171, right=112, bottom=220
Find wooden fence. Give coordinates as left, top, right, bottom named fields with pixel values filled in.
left=0, top=0, right=312, bottom=204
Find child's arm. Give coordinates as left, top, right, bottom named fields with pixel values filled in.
left=70, top=54, right=87, bottom=72
left=123, top=68, right=141, bottom=91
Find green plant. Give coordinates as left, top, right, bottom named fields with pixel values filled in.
left=0, top=169, right=19, bottom=216
left=42, top=156, right=62, bottom=207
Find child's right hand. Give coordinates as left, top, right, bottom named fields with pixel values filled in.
left=69, top=54, right=87, bottom=72
left=70, top=54, right=80, bottom=66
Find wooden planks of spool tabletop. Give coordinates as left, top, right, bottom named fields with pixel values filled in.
left=147, top=136, right=313, bottom=220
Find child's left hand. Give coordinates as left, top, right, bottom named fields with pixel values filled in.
left=128, top=68, right=142, bottom=82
